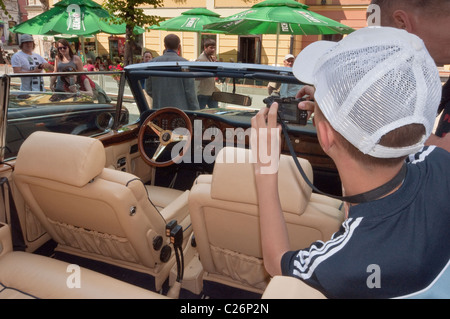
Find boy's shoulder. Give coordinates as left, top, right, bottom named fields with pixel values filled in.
left=407, top=145, right=449, bottom=163
left=406, top=146, right=450, bottom=184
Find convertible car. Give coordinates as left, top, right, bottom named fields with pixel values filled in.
left=0, top=62, right=344, bottom=300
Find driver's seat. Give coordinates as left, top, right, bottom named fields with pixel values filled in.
left=13, top=131, right=192, bottom=291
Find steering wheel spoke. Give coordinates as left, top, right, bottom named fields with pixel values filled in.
left=147, top=121, right=163, bottom=136
left=138, top=107, right=193, bottom=168
left=151, top=144, right=166, bottom=161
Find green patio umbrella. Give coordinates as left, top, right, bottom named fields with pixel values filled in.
left=203, top=0, right=354, bottom=64
left=9, top=0, right=144, bottom=36
left=149, top=8, right=224, bottom=56
left=150, top=8, right=223, bottom=33
left=9, top=0, right=145, bottom=63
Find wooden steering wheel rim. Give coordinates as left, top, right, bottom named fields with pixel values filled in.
left=138, top=107, right=193, bottom=168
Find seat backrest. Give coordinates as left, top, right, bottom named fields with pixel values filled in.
left=188, top=147, right=344, bottom=291
left=13, top=131, right=168, bottom=270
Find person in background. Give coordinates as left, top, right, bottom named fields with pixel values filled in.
left=145, top=34, right=199, bottom=110
left=195, top=39, right=218, bottom=109
left=140, top=51, right=153, bottom=84
left=105, top=57, right=113, bottom=70
left=368, top=0, right=450, bottom=152
left=84, top=47, right=96, bottom=62
left=11, top=34, right=54, bottom=92
left=252, top=27, right=450, bottom=299
left=50, top=39, right=83, bottom=92
left=76, top=43, right=85, bottom=64
left=140, top=50, right=154, bottom=107
left=267, top=54, right=303, bottom=97
left=49, top=42, right=57, bottom=64
left=94, top=57, right=105, bottom=71
left=55, top=65, right=111, bottom=104
left=60, top=65, right=95, bottom=99
left=142, top=50, right=153, bottom=63
left=85, top=58, right=95, bottom=72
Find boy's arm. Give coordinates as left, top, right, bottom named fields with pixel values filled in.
left=251, top=104, right=290, bottom=276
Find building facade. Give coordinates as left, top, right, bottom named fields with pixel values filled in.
left=14, top=0, right=372, bottom=65
left=140, top=0, right=371, bottom=65
left=1, top=0, right=27, bottom=50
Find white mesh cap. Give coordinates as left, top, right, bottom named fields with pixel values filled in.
left=293, top=27, right=442, bottom=158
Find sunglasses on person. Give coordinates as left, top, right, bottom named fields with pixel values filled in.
left=58, top=46, right=68, bottom=51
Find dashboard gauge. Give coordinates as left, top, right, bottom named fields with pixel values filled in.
left=96, top=112, right=113, bottom=130
left=161, top=118, right=169, bottom=130
left=171, top=117, right=187, bottom=130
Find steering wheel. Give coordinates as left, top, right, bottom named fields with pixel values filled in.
left=138, top=107, right=193, bottom=167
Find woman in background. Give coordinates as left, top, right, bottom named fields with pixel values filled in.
left=50, top=39, right=83, bottom=91
left=94, top=56, right=105, bottom=71
left=60, top=65, right=111, bottom=103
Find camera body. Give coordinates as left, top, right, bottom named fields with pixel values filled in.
left=264, top=96, right=308, bottom=125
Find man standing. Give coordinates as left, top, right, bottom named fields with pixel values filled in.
left=267, top=54, right=303, bottom=97
left=195, top=38, right=218, bottom=109
left=11, top=34, right=53, bottom=92
left=145, top=34, right=199, bottom=110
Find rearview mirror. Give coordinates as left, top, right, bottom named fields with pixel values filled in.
left=212, top=92, right=252, bottom=106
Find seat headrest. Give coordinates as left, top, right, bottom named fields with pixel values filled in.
left=14, top=131, right=106, bottom=187
left=211, top=147, right=313, bottom=214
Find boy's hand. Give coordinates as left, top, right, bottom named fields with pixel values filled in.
left=296, top=85, right=317, bottom=120
left=251, top=102, right=281, bottom=176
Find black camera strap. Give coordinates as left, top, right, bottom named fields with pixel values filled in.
left=280, top=120, right=407, bottom=204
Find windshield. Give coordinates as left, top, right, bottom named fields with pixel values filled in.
left=5, top=71, right=132, bottom=160
left=126, top=62, right=305, bottom=114
left=3, top=62, right=308, bottom=161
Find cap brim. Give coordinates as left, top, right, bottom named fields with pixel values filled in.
left=293, top=41, right=337, bottom=85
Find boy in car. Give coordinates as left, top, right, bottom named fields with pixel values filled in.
left=251, top=27, right=450, bottom=298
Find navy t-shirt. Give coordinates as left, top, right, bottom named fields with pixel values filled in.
left=282, top=146, right=450, bottom=299
left=435, top=79, right=450, bottom=137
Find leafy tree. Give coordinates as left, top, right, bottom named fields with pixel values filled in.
left=39, top=0, right=50, bottom=11
left=0, top=0, right=48, bottom=19
left=102, top=0, right=164, bottom=66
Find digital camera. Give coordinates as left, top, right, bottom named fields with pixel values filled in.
left=263, top=96, right=309, bottom=125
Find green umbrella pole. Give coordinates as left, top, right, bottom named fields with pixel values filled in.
left=81, top=35, right=85, bottom=63
left=197, top=31, right=201, bottom=57
left=275, top=23, right=280, bottom=66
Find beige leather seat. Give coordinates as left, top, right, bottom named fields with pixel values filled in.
left=13, top=131, right=191, bottom=291
left=0, top=252, right=171, bottom=299
left=188, top=147, right=344, bottom=294
left=0, top=223, right=168, bottom=299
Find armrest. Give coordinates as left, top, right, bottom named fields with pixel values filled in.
left=160, top=190, right=191, bottom=232
left=262, top=276, right=326, bottom=299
